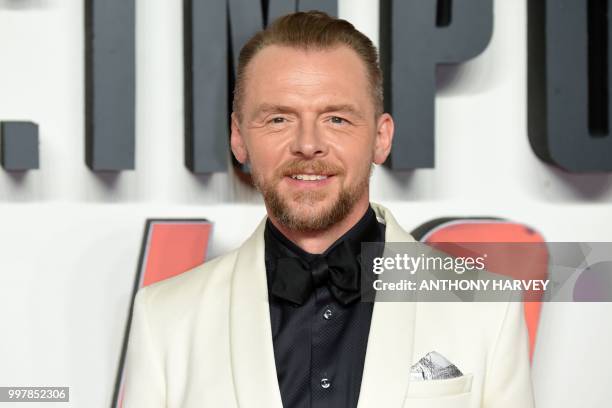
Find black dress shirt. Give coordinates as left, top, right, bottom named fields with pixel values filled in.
left=264, top=206, right=385, bottom=408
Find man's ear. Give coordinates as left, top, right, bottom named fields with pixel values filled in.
left=230, top=112, right=248, bottom=164
left=373, top=113, right=394, bottom=165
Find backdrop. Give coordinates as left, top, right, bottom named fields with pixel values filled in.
left=1, top=0, right=611, bottom=407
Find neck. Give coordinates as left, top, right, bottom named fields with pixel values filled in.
left=267, top=195, right=371, bottom=254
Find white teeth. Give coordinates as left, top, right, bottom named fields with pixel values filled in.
left=290, top=174, right=328, bottom=181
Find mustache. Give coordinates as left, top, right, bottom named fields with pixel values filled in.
left=277, top=160, right=344, bottom=177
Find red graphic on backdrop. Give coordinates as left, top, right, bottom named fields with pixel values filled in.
left=113, top=219, right=212, bottom=408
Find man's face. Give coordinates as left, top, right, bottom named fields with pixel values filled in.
left=231, top=45, right=393, bottom=232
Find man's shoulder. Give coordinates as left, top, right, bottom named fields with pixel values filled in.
left=135, top=248, right=240, bottom=315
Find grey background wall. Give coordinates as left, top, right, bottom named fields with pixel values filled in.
left=0, top=0, right=611, bottom=406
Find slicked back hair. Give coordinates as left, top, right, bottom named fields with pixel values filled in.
left=232, top=11, right=384, bottom=120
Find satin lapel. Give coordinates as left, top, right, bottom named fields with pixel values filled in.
left=357, top=203, right=418, bottom=408
left=230, top=217, right=284, bottom=408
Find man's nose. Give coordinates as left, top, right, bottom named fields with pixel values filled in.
left=290, top=120, right=328, bottom=158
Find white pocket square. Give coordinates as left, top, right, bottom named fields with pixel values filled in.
left=410, top=351, right=463, bottom=381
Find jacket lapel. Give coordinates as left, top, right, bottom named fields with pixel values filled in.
left=357, top=203, right=418, bottom=408
left=230, top=218, right=284, bottom=408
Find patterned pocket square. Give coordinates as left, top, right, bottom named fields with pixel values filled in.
left=410, top=351, right=463, bottom=381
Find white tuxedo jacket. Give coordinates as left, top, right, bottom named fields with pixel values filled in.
left=123, top=203, right=535, bottom=408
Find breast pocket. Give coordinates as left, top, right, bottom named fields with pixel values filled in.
left=402, top=373, right=473, bottom=408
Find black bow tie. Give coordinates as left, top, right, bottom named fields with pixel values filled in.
left=270, top=240, right=362, bottom=306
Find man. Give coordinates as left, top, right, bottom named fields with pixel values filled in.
left=123, top=11, right=534, bottom=408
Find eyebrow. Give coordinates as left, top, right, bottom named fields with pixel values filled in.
left=251, top=103, right=296, bottom=119
left=250, top=103, right=365, bottom=120
left=322, top=104, right=364, bottom=119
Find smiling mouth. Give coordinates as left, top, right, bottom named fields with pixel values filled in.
left=289, top=174, right=329, bottom=181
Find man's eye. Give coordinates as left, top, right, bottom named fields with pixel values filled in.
left=270, top=117, right=286, bottom=124
left=330, top=116, right=347, bottom=124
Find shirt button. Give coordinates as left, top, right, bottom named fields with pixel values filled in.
left=320, top=377, right=331, bottom=389
left=323, top=308, right=333, bottom=320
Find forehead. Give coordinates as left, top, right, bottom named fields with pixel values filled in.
left=242, top=44, right=372, bottom=113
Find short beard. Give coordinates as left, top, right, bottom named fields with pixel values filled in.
left=253, top=162, right=371, bottom=233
